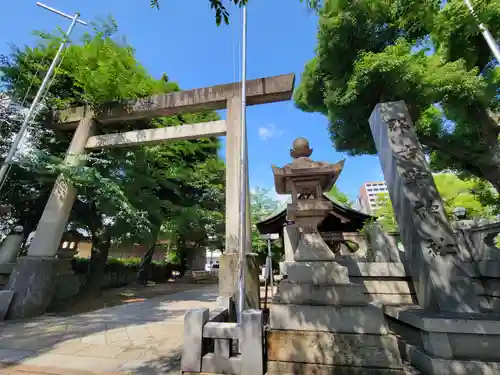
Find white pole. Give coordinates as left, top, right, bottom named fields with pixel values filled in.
left=266, top=237, right=273, bottom=286
left=463, top=0, right=500, bottom=64
left=0, top=3, right=87, bottom=191
left=237, top=4, right=248, bottom=323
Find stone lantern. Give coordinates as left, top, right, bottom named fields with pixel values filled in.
left=272, top=137, right=345, bottom=261
left=56, top=229, right=82, bottom=273
left=0, top=225, right=24, bottom=265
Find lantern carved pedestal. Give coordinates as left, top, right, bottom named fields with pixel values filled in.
left=267, top=138, right=403, bottom=375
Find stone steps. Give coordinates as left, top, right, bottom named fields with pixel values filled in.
left=267, top=330, right=403, bottom=369
left=274, top=281, right=368, bottom=305
left=269, top=303, right=389, bottom=334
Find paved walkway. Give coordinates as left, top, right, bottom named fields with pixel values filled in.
left=0, top=285, right=218, bottom=375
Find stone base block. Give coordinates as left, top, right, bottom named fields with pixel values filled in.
left=358, top=280, right=413, bottom=294
left=400, top=341, right=500, bottom=375
left=0, top=263, right=15, bottom=275
left=477, top=260, right=500, bottom=278
left=270, top=303, right=388, bottom=334
left=294, top=231, right=337, bottom=262
left=368, top=293, right=417, bottom=305
left=50, top=273, right=83, bottom=307
left=0, top=290, right=14, bottom=320
left=6, top=256, right=58, bottom=319
left=385, top=305, right=500, bottom=374
left=275, top=281, right=368, bottom=305
left=267, top=330, right=402, bottom=368
left=219, top=253, right=260, bottom=311
left=338, top=261, right=408, bottom=278
left=282, top=261, right=350, bottom=284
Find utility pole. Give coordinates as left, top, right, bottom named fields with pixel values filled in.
left=463, top=0, right=500, bottom=64
left=237, top=3, right=249, bottom=323
left=260, top=233, right=279, bottom=309
left=0, top=2, right=87, bottom=191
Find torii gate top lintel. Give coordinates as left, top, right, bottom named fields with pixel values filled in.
left=56, top=73, right=295, bottom=129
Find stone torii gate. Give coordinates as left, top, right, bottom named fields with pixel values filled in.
left=6, top=73, right=295, bottom=319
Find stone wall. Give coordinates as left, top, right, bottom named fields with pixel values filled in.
left=330, top=220, right=500, bottom=309
left=338, top=261, right=416, bottom=306
left=454, top=220, right=500, bottom=310
left=279, top=220, right=500, bottom=308
left=76, top=241, right=166, bottom=261
left=49, top=267, right=138, bottom=309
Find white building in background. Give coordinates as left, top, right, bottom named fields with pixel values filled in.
left=205, top=248, right=222, bottom=271
left=357, top=181, right=388, bottom=214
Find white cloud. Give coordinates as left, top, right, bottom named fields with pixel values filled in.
left=258, top=123, right=283, bottom=141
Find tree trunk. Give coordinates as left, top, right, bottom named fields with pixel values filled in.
left=135, top=243, right=157, bottom=285
left=135, top=227, right=160, bottom=285
left=79, top=228, right=111, bottom=298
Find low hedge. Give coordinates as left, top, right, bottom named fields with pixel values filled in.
left=71, top=257, right=185, bottom=282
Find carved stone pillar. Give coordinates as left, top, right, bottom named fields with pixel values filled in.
left=369, top=101, right=482, bottom=312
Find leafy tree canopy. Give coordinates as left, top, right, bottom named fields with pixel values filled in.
left=374, top=173, right=496, bottom=231
left=0, top=20, right=225, bottom=287
left=250, top=187, right=282, bottom=268
left=295, top=0, right=500, bottom=192
left=326, top=185, right=352, bottom=207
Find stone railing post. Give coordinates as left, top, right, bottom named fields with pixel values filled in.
left=241, top=309, right=263, bottom=375
left=181, top=308, right=209, bottom=372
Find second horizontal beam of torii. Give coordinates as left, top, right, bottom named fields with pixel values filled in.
left=56, top=73, right=295, bottom=128
left=85, top=120, right=227, bottom=149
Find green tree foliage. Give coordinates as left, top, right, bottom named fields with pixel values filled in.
left=326, top=185, right=352, bottom=207
left=295, top=0, right=500, bottom=192
left=373, top=193, right=399, bottom=232
left=157, top=157, right=225, bottom=276
left=150, top=0, right=247, bottom=25
left=250, top=187, right=282, bottom=268
left=374, top=173, right=495, bottom=231
left=0, top=22, right=225, bottom=292
left=471, top=180, right=500, bottom=216
left=148, top=0, right=318, bottom=25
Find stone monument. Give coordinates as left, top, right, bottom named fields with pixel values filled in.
left=369, top=101, right=500, bottom=375
left=267, top=138, right=404, bottom=375
left=369, top=101, right=481, bottom=313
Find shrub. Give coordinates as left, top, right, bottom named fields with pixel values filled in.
left=71, top=256, right=185, bottom=283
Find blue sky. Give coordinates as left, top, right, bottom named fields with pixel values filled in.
left=0, top=0, right=383, bottom=202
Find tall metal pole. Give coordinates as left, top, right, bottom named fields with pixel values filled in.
left=0, top=3, right=87, bottom=191
left=266, top=237, right=273, bottom=287
left=463, top=0, right=500, bottom=64
left=237, top=4, right=248, bottom=323
left=264, top=237, right=272, bottom=309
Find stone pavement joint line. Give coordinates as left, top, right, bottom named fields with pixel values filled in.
left=0, top=286, right=218, bottom=375
left=0, top=363, right=122, bottom=375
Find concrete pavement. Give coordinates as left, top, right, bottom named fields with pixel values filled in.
left=0, top=285, right=218, bottom=375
